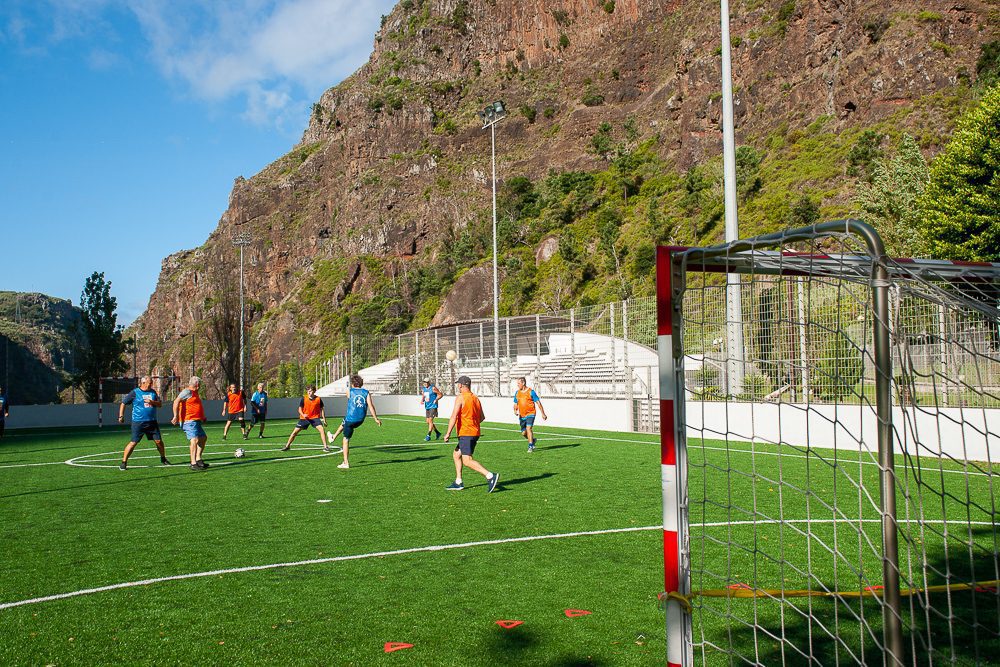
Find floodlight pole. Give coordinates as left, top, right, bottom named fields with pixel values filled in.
left=481, top=101, right=506, bottom=396
left=232, top=231, right=253, bottom=391
left=720, top=0, right=745, bottom=396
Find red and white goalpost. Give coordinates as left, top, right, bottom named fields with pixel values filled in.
left=657, top=219, right=1000, bottom=666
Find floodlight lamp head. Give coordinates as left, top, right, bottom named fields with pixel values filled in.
left=492, top=100, right=506, bottom=116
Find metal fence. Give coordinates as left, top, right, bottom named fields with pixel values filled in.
left=316, top=298, right=660, bottom=401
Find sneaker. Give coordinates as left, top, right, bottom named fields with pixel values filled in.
left=243, top=433, right=249, bottom=440
left=196, top=460, right=209, bottom=469
left=222, top=436, right=227, bottom=441
left=434, top=431, right=441, bottom=440
left=322, top=445, right=331, bottom=453
left=189, top=464, right=201, bottom=471
left=527, top=443, right=535, bottom=453
left=258, top=434, right=265, bottom=439
left=487, top=472, right=500, bottom=493
left=119, top=462, right=127, bottom=471
left=337, top=462, right=350, bottom=469
left=161, top=457, right=171, bottom=465
left=280, top=445, right=291, bottom=452
left=424, top=434, right=432, bottom=442
left=445, top=481, right=464, bottom=491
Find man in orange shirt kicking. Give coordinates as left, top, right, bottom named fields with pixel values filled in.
left=442, top=375, right=499, bottom=493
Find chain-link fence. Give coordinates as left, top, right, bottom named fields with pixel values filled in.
left=316, top=298, right=660, bottom=402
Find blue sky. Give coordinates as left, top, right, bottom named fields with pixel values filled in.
left=0, top=0, right=397, bottom=324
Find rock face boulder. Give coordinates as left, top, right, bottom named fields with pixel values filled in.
left=431, top=264, right=494, bottom=326
left=130, top=0, right=998, bottom=388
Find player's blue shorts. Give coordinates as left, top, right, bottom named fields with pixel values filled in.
left=342, top=419, right=365, bottom=439
left=518, top=414, right=536, bottom=431
left=296, top=418, right=324, bottom=430
left=456, top=435, right=479, bottom=456
left=130, top=420, right=161, bottom=442
left=181, top=421, right=206, bottom=439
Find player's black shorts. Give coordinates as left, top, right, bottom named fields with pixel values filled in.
left=456, top=435, right=479, bottom=456
left=225, top=412, right=245, bottom=422
left=130, top=420, right=162, bottom=442
left=251, top=410, right=267, bottom=424
left=425, top=408, right=439, bottom=418
left=296, top=418, right=324, bottom=429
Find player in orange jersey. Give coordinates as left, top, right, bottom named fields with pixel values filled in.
left=281, top=385, right=328, bottom=452
left=442, top=375, right=499, bottom=493
left=221, top=383, right=249, bottom=440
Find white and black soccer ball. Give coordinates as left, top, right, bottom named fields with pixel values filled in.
left=234, top=448, right=246, bottom=458
left=445, top=349, right=457, bottom=361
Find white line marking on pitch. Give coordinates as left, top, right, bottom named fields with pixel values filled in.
left=0, top=461, right=69, bottom=469
left=1, top=518, right=993, bottom=612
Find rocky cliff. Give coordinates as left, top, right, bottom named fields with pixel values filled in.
left=132, top=0, right=999, bottom=388
left=0, top=292, right=83, bottom=404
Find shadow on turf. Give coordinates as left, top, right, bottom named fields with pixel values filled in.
left=492, top=472, right=557, bottom=491
left=720, top=525, right=1000, bottom=664
left=537, top=443, right=582, bottom=451
left=353, top=455, right=442, bottom=467
left=482, top=624, right=612, bottom=666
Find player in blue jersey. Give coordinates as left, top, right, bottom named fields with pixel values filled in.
left=0, top=385, right=9, bottom=440
left=326, top=374, right=381, bottom=469
left=250, top=382, right=269, bottom=438
left=117, top=376, right=170, bottom=470
left=419, top=377, right=443, bottom=441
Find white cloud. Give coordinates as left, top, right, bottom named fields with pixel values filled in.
left=4, top=0, right=396, bottom=126
left=124, top=0, right=396, bottom=125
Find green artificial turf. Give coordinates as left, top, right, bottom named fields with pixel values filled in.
left=0, top=416, right=995, bottom=665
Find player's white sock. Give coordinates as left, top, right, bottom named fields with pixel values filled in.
left=455, top=478, right=463, bottom=484
left=485, top=472, right=494, bottom=480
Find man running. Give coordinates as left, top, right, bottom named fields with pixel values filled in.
left=250, top=382, right=268, bottom=438
left=221, top=383, right=249, bottom=440
left=172, top=376, right=210, bottom=471
left=117, top=375, right=170, bottom=470
left=443, top=375, right=499, bottom=492
left=326, top=375, right=382, bottom=469
left=419, top=377, right=442, bottom=441
left=282, top=385, right=330, bottom=454
left=513, top=376, right=548, bottom=452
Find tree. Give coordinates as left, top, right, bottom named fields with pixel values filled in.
left=74, top=272, right=129, bottom=402
left=203, top=256, right=240, bottom=392
left=854, top=134, right=929, bottom=256
left=919, top=84, right=1000, bottom=261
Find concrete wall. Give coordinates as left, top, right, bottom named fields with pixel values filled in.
left=4, top=397, right=334, bottom=430
left=684, top=401, right=1000, bottom=462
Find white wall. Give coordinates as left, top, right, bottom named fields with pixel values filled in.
left=373, top=394, right=631, bottom=432
left=684, top=402, right=1000, bottom=463
left=4, top=397, right=335, bottom=430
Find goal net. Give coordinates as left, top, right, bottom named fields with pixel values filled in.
left=657, top=220, right=999, bottom=666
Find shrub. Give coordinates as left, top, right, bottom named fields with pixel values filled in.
left=558, top=33, right=570, bottom=50
left=520, top=105, right=537, bottom=123
left=738, top=374, right=772, bottom=401
left=815, top=332, right=864, bottom=400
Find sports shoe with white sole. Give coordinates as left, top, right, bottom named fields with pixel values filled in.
left=337, top=462, right=350, bottom=469
left=487, top=473, right=500, bottom=493
left=445, top=481, right=464, bottom=491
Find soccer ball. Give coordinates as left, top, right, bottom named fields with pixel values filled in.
left=234, top=448, right=246, bottom=458
left=445, top=349, right=457, bottom=361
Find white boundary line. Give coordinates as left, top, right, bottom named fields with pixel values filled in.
left=1, top=518, right=994, bottom=612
